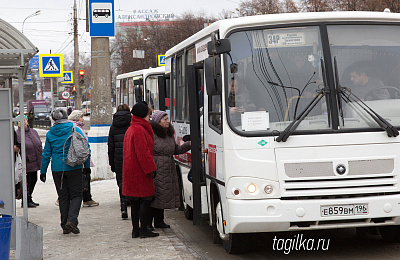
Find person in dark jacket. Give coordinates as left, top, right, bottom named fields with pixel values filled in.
left=40, top=108, right=91, bottom=235
left=123, top=102, right=158, bottom=238
left=108, top=104, right=131, bottom=219
left=27, top=110, right=35, bottom=128
left=16, top=115, right=43, bottom=208
left=148, top=110, right=191, bottom=229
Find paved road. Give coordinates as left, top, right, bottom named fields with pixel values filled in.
left=169, top=208, right=400, bottom=259
left=11, top=178, right=196, bottom=259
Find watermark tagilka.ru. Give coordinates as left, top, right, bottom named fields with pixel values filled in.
left=272, top=234, right=330, bottom=254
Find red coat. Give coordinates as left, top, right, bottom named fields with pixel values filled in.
left=122, top=115, right=157, bottom=197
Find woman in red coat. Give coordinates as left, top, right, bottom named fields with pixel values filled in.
left=123, top=102, right=158, bottom=238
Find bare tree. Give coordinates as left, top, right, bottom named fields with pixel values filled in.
left=383, top=0, right=400, bottom=12
left=112, top=13, right=215, bottom=75
left=300, top=0, right=336, bottom=12
left=239, top=0, right=284, bottom=15
left=283, top=0, right=300, bottom=12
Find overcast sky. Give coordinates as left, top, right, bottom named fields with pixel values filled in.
left=1, top=0, right=240, bottom=59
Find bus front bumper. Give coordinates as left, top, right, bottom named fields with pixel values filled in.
left=226, top=194, right=400, bottom=233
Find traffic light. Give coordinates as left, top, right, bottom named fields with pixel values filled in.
left=72, top=85, right=77, bottom=95
left=79, top=70, right=85, bottom=85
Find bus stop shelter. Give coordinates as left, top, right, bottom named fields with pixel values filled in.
left=0, top=17, right=42, bottom=259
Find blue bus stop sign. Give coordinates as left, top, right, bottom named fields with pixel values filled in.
left=29, top=55, right=39, bottom=69
left=89, top=0, right=115, bottom=37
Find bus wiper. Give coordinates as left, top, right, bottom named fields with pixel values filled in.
left=276, top=87, right=327, bottom=142
left=333, top=57, right=398, bottom=137
left=338, top=87, right=399, bottom=137
left=333, top=57, right=344, bottom=126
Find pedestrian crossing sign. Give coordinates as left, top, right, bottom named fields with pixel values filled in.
left=39, top=54, right=63, bottom=77
left=158, top=55, right=165, bottom=66
left=61, top=71, right=73, bottom=83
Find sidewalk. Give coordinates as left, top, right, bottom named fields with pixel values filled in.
left=34, top=127, right=48, bottom=137
left=11, top=174, right=195, bottom=259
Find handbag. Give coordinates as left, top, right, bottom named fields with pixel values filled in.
left=14, top=153, right=23, bottom=184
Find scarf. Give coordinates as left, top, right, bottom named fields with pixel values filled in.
left=53, top=119, right=69, bottom=125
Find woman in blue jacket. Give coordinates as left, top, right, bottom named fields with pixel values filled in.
left=40, top=108, right=91, bottom=235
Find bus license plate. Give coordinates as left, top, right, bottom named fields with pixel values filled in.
left=320, top=204, right=368, bottom=217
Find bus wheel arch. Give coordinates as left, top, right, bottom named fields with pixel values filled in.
left=223, top=233, right=251, bottom=254
left=178, top=165, right=193, bottom=220
left=210, top=182, right=224, bottom=244
left=210, top=183, right=250, bottom=253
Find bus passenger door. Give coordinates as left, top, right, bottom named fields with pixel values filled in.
left=158, top=75, right=167, bottom=112
left=187, top=63, right=207, bottom=225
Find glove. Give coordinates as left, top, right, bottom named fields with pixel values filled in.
left=40, top=174, right=46, bottom=183
left=152, top=171, right=157, bottom=179
left=83, top=168, right=91, bottom=175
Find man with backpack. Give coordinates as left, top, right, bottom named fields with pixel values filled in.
left=40, top=108, right=91, bottom=235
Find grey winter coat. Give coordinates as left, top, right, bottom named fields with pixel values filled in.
left=150, top=121, right=191, bottom=209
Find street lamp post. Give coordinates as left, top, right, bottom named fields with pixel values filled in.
left=22, top=10, right=41, bottom=34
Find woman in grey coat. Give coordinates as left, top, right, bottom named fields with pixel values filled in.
left=149, top=110, right=191, bottom=229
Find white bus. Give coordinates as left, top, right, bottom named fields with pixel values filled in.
left=115, top=66, right=167, bottom=110
left=165, top=11, right=400, bottom=253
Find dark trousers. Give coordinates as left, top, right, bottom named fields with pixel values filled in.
left=82, top=171, right=92, bottom=202
left=130, top=197, right=152, bottom=232
left=115, top=170, right=127, bottom=212
left=149, top=207, right=165, bottom=226
left=26, top=171, right=38, bottom=203
left=52, top=169, right=83, bottom=228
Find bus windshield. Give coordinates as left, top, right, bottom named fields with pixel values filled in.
left=328, top=24, right=400, bottom=130
left=227, top=24, right=400, bottom=134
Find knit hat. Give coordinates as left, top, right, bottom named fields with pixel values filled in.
left=152, top=110, right=167, bottom=124
left=52, top=108, right=68, bottom=121
left=68, top=110, right=84, bottom=121
left=15, top=114, right=28, bottom=126
left=131, top=102, right=149, bottom=118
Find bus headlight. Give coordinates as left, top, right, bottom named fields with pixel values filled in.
left=247, top=183, right=257, bottom=193
left=264, top=185, right=273, bottom=194
left=226, top=178, right=280, bottom=199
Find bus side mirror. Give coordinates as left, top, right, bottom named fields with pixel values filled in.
left=207, top=33, right=231, bottom=55
left=133, top=78, right=143, bottom=85
left=205, top=56, right=222, bottom=96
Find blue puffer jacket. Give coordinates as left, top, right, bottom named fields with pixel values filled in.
left=40, top=122, right=90, bottom=174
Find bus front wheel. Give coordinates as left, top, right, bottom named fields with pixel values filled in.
left=181, top=188, right=193, bottom=220
left=223, top=233, right=250, bottom=254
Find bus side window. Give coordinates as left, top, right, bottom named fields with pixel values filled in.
left=208, top=94, right=222, bottom=133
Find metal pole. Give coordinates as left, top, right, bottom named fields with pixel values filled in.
left=74, top=0, right=82, bottom=110
left=18, top=69, right=28, bottom=221
left=50, top=78, right=54, bottom=113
